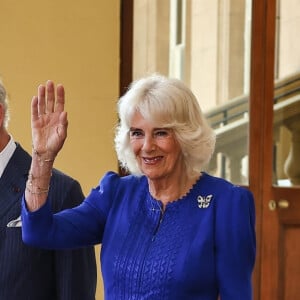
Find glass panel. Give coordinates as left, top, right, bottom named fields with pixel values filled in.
left=133, top=0, right=252, bottom=185
left=273, top=0, right=300, bottom=186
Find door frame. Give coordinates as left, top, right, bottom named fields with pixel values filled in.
left=249, top=0, right=276, bottom=298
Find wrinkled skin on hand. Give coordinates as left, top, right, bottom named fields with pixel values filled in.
left=31, top=80, right=68, bottom=157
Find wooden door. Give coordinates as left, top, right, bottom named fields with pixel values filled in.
left=250, top=0, right=300, bottom=299
left=262, top=187, right=300, bottom=299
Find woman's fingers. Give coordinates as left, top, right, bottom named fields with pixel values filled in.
left=31, top=96, right=39, bottom=123
left=33, top=81, right=65, bottom=117
left=45, top=80, right=55, bottom=114
left=37, top=84, right=46, bottom=116
left=55, top=84, right=65, bottom=113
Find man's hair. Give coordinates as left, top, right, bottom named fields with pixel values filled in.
left=0, top=81, right=10, bottom=128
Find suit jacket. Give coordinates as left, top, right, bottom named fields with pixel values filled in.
left=0, top=143, right=97, bottom=300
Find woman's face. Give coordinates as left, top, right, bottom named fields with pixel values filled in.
left=129, top=111, right=184, bottom=180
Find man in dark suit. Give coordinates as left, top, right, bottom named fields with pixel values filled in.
left=0, top=81, right=97, bottom=299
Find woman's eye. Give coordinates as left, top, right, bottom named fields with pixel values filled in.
left=130, top=130, right=143, bottom=137
left=155, top=130, right=169, bottom=137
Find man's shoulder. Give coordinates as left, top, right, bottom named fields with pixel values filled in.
left=49, top=169, right=84, bottom=209
left=50, top=168, right=82, bottom=194
left=52, top=168, right=76, bottom=183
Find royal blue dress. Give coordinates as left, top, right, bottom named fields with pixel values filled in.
left=22, top=171, right=256, bottom=300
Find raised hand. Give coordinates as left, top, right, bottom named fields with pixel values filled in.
left=31, top=80, right=68, bottom=158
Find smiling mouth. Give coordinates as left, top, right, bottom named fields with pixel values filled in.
left=143, top=156, right=163, bottom=164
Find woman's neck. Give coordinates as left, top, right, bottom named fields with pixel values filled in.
left=148, top=172, right=200, bottom=206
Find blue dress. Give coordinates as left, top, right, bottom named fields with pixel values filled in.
left=22, top=171, right=256, bottom=300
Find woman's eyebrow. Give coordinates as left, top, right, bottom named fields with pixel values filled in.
left=129, top=127, right=141, bottom=131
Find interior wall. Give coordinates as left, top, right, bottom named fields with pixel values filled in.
left=0, top=1, right=120, bottom=299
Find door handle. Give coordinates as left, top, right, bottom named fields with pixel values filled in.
left=268, top=199, right=289, bottom=211
left=278, top=199, right=289, bottom=209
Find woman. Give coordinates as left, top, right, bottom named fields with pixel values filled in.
left=22, top=74, right=256, bottom=299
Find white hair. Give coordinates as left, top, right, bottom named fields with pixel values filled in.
left=0, top=82, right=10, bottom=128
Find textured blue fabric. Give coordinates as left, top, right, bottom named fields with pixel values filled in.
left=22, top=171, right=256, bottom=300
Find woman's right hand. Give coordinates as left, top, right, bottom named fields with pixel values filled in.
left=31, top=80, right=68, bottom=158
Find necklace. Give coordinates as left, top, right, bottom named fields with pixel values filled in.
left=148, top=193, right=164, bottom=214
left=148, top=192, right=165, bottom=241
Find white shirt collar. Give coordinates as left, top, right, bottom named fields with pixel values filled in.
left=0, top=135, right=17, bottom=178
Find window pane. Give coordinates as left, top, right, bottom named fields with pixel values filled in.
left=273, top=0, right=300, bottom=186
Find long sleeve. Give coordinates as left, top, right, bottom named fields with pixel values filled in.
left=215, top=186, right=256, bottom=299
left=21, top=171, right=118, bottom=249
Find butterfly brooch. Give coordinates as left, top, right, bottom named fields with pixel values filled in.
left=197, top=194, right=213, bottom=208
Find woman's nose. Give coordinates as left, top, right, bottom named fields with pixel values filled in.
left=142, top=135, right=155, bottom=151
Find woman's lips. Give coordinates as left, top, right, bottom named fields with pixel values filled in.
left=142, top=156, right=163, bottom=164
